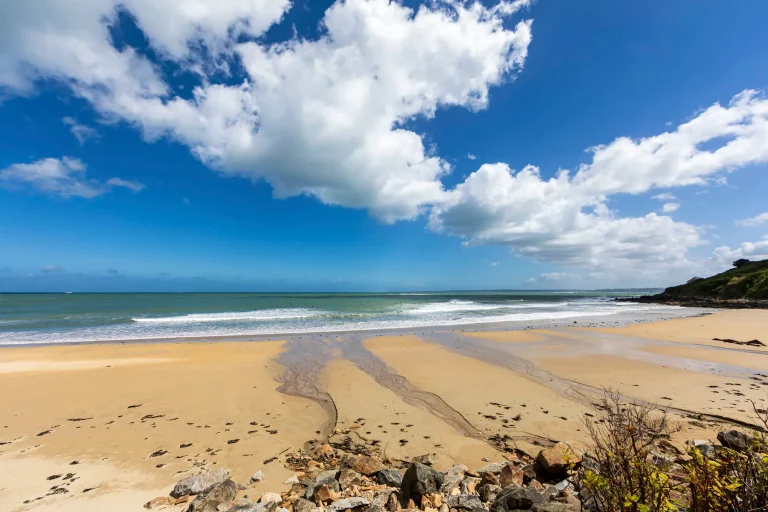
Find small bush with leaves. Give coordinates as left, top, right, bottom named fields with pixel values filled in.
left=581, top=391, right=683, bottom=512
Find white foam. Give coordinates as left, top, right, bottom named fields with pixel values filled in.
left=132, top=308, right=327, bottom=324
left=405, top=300, right=567, bottom=315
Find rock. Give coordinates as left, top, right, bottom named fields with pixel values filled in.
left=316, top=469, right=340, bottom=485
left=378, top=469, right=403, bottom=488
left=145, top=496, right=173, bottom=508
left=229, top=502, right=280, bottom=512
left=687, top=439, right=716, bottom=458
left=520, top=464, right=537, bottom=484
left=328, top=497, right=370, bottom=512
left=313, top=484, right=339, bottom=504
left=478, top=484, right=501, bottom=503
left=718, top=430, right=749, bottom=452
left=250, top=471, right=266, bottom=484
left=294, top=498, right=317, bottom=512
left=531, top=503, right=578, bottom=512
left=447, top=495, right=483, bottom=511
left=553, top=478, right=571, bottom=492
left=187, top=479, right=238, bottom=512
left=413, top=454, right=436, bottom=466
left=353, top=456, right=385, bottom=476
left=476, top=463, right=504, bottom=475
left=498, top=464, right=523, bottom=488
left=536, top=442, right=586, bottom=475
left=490, top=486, right=544, bottom=512
left=440, top=464, right=467, bottom=493
left=339, top=469, right=362, bottom=488
left=172, top=468, right=229, bottom=498
left=284, top=476, right=300, bottom=485
left=314, top=444, right=334, bottom=457
left=259, top=492, right=283, bottom=504
left=307, top=479, right=341, bottom=501
left=402, top=463, right=444, bottom=503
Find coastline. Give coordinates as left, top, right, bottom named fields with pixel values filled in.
left=1, top=309, right=767, bottom=510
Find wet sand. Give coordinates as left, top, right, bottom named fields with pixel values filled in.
left=1, top=310, right=767, bottom=510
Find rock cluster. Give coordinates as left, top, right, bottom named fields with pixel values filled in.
left=145, top=427, right=755, bottom=512
left=145, top=428, right=587, bottom=512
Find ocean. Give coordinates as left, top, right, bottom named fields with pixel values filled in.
left=0, top=291, right=683, bottom=345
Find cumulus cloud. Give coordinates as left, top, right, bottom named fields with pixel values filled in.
left=430, top=90, right=768, bottom=271
left=467, top=153, right=477, bottom=160
left=651, top=192, right=676, bottom=201
left=661, top=202, right=680, bottom=213
left=736, top=212, right=768, bottom=227
left=0, top=157, right=145, bottom=198
left=0, top=0, right=533, bottom=223
left=712, top=236, right=768, bottom=264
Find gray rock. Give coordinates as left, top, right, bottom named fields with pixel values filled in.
left=230, top=504, right=280, bottom=512
left=476, top=463, right=504, bottom=475
left=371, top=490, right=395, bottom=509
left=447, top=494, right=484, bottom=511
left=718, top=430, right=749, bottom=452
left=306, top=480, right=340, bottom=500
left=531, top=503, right=579, bottom=512
left=187, top=479, right=238, bottom=512
left=328, top=497, right=370, bottom=512
left=171, top=468, right=229, bottom=498
left=687, top=439, right=716, bottom=458
left=316, top=469, right=341, bottom=485
left=377, top=469, right=403, bottom=488
left=402, top=462, right=444, bottom=503
left=478, top=484, right=502, bottom=503
left=553, top=478, right=572, bottom=492
left=440, top=464, right=467, bottom=493
left=294, top=498, right=317, bottom=512
left=490, top=486, right=545, bottom=512
left=339, top=469, right=362, bottom=488
left=250, top=470, right=266, bottom=483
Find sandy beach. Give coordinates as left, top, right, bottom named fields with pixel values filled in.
left=1, top=310, right=767, bottom=511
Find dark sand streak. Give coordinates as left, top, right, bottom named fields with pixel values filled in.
left=274, top=337, right=338, bottom=438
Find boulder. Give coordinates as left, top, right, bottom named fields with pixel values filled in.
left=447, top=494, right=483, bottom=511
left=312, top=484, right=339, bottom=504
left=402, top=463, right=444, bottom=503
left=498, top=464, right=523, bottom=488
left=306, top=480, right=341, bottom=500
left=490, top=486, right=544, bottom=512
left=378, top=469, right=403, bottom=487
left=229, top=501, right=281, bottom=512
left=328, top=497, right=370, bottom=512
left=353, top=456, right=385, bottom=476
left=316, top=469, right=340, bottom=486
left=172, top=468, right=229, bottom=498
left=536, top=442, right=586, bottom=475
left=250, top=471, right=266, bottom=484
left=718, top=430, right=749, bottom=452
left=187, top=479, right=238, bottom=512
left=531, top=503, right=579, bottom=512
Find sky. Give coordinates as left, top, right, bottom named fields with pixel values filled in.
left=1, top=0, right=768, bottom=292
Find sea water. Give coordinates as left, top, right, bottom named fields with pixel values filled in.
left=0, top=291, right=685, bottom=345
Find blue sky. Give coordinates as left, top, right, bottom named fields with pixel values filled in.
left=1, top=0, right=768, bottom=292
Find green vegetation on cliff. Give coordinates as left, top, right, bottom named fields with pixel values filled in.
left=662, top=259, right=768, bottom=300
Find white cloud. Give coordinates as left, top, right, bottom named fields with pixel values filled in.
left=712, top=236, right=768, bottom=264
left=62, top=117, right=99, bottom=144
left=661, top=202, right=680, bottom=213
left=467, top=153, right=477, bottom=160
left=736, top=212, right=768, bottom=227
left=0, top=157, right=145, bottom=198
left=651, top=192, right=676, bottom=201
left=0, top=0, right=533, bottom=223
left=430, top=90, right=768, bottom=272
left=105, top=177, right=146, bottom=192
left=490, top=261, right=500, bottom=266
left=41, top=265, right=63, bottom=273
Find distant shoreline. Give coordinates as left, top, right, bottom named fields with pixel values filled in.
left=619, top=295, right=768, bottom=309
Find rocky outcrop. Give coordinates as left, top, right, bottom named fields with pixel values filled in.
left=187, top=479, right=238, bottom=512
left=171, top=468, right=229, bottom=498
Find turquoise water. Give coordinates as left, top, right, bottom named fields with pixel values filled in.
left=0, top=291, right=672, bottom=345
